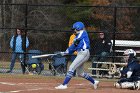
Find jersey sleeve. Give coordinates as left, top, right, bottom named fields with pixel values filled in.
left=66, top=44, right=76, bottom=54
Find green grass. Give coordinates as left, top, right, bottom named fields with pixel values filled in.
left=0, top=60, right=92, bottom=72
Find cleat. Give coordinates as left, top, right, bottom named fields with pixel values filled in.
left=92, top=80, right=99, bottom=89
left=135, top=81, right=140, bottom=90
left=55, top=84, right=68, bottom=89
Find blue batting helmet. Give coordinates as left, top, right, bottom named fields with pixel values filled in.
left=72, top=22, right=85, bottom=31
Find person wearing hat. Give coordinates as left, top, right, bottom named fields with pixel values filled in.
left=114, top=49, right=140, bottom=90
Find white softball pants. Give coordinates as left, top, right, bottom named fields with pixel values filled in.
left=68, top=49, right=90, bottom=76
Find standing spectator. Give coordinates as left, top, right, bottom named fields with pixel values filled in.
left=68, top=32, right=77, bottom=76
left=6, top=28, right=29, bottom=74
left=92, top=31, right=112, bottom=76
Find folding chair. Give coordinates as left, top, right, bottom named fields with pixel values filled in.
left=27, top=50, right=44, bottom=75
left=49, top=53, right=67, bottom=76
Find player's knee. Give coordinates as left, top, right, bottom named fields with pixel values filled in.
left=116, top=82, right=135, bottom=89
left=114, top=82, right=121, bottom=88
left=134, top=81, right=140, bottom=90
left=68, top=66, right=75, bottom=72
left=115, top=78, right=138, bottom=90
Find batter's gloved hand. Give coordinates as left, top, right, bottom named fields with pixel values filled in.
left=60, top=52, right=67, bottom=56
left=56, top=52, right=66, bottom=56
left=57, top=50, right=69, bottom=56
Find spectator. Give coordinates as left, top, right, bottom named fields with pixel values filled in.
left=68, top=32, right=77, bottom=76
left=114, top=49, right=140, bottom=90
left=6, top=28, right=29, bottom=74
left=92, top=31, right=112, bottom=76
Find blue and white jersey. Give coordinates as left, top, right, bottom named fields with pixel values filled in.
left=10, top=35, right=29, bottom=53
left=66, top=30, right=90, bottom=54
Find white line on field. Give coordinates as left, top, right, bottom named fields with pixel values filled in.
left=1, top=87, right=57, bottom=93
left=17, top=83, right=50, bottom=85
left=0, top=82, right=16, bottom=86
left=0, top=88, right=43, bottom=93
left=75, top=83, right=85, bottom=86
left=0, top=82, right=87, bottom=93
left=0, top=82, right=86, bottom=86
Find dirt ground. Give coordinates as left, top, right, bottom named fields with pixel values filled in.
left=0, top=74, right=139, bottom=93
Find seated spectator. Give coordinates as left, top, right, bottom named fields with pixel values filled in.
left=114, top=49, right=140, bottom=90
left=92, top=31, right=112, bottom=76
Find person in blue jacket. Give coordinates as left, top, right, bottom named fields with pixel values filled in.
left=55, top=21, right=99, bottom=89
left=6, top=28, right=29, bottom=74
left=114, top=49, right=140, bottom=90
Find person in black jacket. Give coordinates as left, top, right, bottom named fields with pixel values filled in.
left=92, top=31, right=112, bottom=76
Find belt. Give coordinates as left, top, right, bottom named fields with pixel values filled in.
left=77, top=49, right=89, bottom=51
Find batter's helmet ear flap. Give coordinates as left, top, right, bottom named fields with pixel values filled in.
left=72, top=22, right=85, bottom=31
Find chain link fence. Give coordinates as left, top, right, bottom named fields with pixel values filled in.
left=0, top=4, right=140, bottom=77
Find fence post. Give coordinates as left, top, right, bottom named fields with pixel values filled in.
left=112, top=6, right=117, bottom=63
left=23, top=4, right=28, bottom=73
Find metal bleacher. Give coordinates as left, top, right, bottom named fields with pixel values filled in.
left=88, top=40, right=140, bottom=78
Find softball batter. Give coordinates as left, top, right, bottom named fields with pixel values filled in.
left=55, top=21, right=99, bottom=89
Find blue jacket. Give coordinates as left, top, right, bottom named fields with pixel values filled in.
left=66, top=30, right=90, bottom=54
left=10, top=35, right=29, bottom=53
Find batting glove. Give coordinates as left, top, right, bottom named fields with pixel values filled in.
left=57, top=50, right=69, bottom=56
left=60, top=52, right=67, bottom=56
